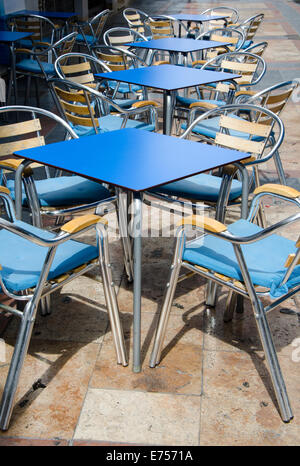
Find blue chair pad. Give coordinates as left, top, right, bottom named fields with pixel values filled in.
left=176, top=95, right=225, bottom=108
left=16, top=59, right=55, bottom=75
left=183, top=219, right=300, bottom=298
left=69, top=114, right=155, bottom=136
left=150, top=173, right=242, bottom=201
left=0, top=220, right=98, bottom=292
left=76, top=34, right=96, bottom=44
left=237, top=39, right=253, bottom=49
left=103, top=80, right=142, bottom=94
left=6, top=176, right=110, bottom=207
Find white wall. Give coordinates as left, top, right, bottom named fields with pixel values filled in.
left=2, top=0, right=25, bottom=14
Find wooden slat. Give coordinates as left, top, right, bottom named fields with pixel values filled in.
left=0, top=118, right=41, bottom=138
left=219, top=115, right=271, bottom=137
left=64, top=112, right=97, bottom=127
left=61, top=62, right=91, bottom=74
left=61, top=100, right=93, bottom=115
left=215, top=132, right=265, bottom=154
left=69, top=73, right=95, bottom=85
left=210, top=33, right=238, bottom=44
left=109, top=35, right=133, bottom=44
left=266, top=90, right=293, bottom=105
left=1, top=136, right=44, bottom=156
left=54, top=86, right=87, bottom=103
left=221, top=59, right=257, bottom=73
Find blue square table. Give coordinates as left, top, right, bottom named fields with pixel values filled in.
left=13, top=128, right=249, bottom=372
left=96, top=64, right=240, bottom=135
left=0, top=30, right=33, bottom=103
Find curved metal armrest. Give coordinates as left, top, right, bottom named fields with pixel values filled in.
left=15, top=31, right=78, bottom=57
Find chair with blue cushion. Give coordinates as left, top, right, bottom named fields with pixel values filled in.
left=51, top=78, right=159, bottom=138
left=148, top=103, right=285, bottom=225
left=0, top=105, right=117, bottom=229
left=74, top=9, right=111, bottom=54
left=0, top=186, right=127, bottom=430
left=8, top=13, right=57, bottom=49
left=243, top=41, right=268, bottom=57
left=123, top=7, right=152, bottom=39
left=174, top=51, right=266, bottom=124
left=13, top=31, right=77, bottom=107
left=150, top=183, right=300, bottom=423
left=229, top=13, right=264, bottom=50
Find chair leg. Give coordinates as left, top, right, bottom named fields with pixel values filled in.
left=252, top=299, right=293, bottom=422
left=117, top=189, right=133, bottom=282
left=149, top=237, right=183, bottom=368
left=0, top=300, right=37, bottom=430
left=206, top=280, right=218, bottom=307
left=223, top=290, right=237, bottom=322
left=97, top=226, right=128, bottom=367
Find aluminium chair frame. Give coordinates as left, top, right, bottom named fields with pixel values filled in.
left=75, top=9, right=111, bottom=53
left=150, top=184, right=300, bottom=422
left=0, top=188, right=127, bottom=430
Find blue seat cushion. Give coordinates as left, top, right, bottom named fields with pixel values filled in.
left=69, top=114, right=155, bottom=136
left=16, top=59, right=55, bottom=75
left=183, top=219, right=300, bottom=299
left=76, top=33, right=97, bottom=45
left=103, top=80, right=142, bottom=94
left=6, top=176, right=110, bottom=207
left=151, top=173, right=242, bottom=202
left=237, top=39, right=253, bottom=49
left=0, top=220, right=98, bottom=292
left=176, top=95, right=225, bottom=108
left=181, top=115, right=263, bottom=141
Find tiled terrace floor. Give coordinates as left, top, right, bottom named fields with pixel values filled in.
left=1, top=0, right=300, bottom=446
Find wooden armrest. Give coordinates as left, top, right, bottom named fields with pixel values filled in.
left=229, top=22, right=240, bottom=27
left=0, top=158, right=24, bottom=170
left=189, top=101, right=218, bottom=110
left=14, top=48, right=34, bottom=54
left=61, top=214, right=107, bottom=234
left=0, top=186, right=10, bottom=195
left=153, top=60, right=170, bottom=65
left=192, top=60, right=206, bottom=66
left=131, top=100, right=160, bottom=108
left=254, top=184, right=300, bottom=199
left=178, top=215, right=227, bottom=233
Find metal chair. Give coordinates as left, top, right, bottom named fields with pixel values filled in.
left=243, top=41, right=268, bottom=56
left=13, top=31, right=77, bottom=108
left=8, top=13, right=57, bottom=48
left=51, top=78, right=159, bottom=137
left=230, top=13, right=265, bottom=50
left=0, top=186, right=127, bottom=430
left=0, top=105, right=117, bottom=229
left=74, top=9, right=111, bottom=53
left=148, top=104, right=285, bottom=224
left=150, top=183, right=299, bottom=423
left=123, top=7, right=151, bottom=38
left=175, top=51, right=266, bottom=126
left=200, top=6, right=239, bottom=33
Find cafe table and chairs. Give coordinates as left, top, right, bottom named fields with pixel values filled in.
left=13, top=127, right=249, bottom=373
left=95, top=63, right=240, bottom=135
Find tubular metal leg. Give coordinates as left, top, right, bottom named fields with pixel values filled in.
left=97, top=226, right=128, bottom=367
left=274, top=150, right=287, bottom=185
left=117, top=189, right=133, bottom=282
left=163, top=90, right=173, bottom=136
left=223, top=290, right=237, bottom=322
left=0, top=300, right=37, bottom=430
left=150, top=234, right=184, bottom=368
left=206, top=280, right=218, bottom=307
left=132, top=192, right=143, bottom=372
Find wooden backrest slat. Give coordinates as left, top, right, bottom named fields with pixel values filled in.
left=221, top=59, right=257, bottom=73
left=64, top=112, right=97, bottom=127
left=54, top=86, right=87, bottom=103
left=210, top=34, right=238, bottom=44
left=219, top=115, right=271, bottom=137
left=60, top=100, right=93, bottom=116
left=215, top=132, right=265, bottom=154
left=109, top=35, right=133, bottom=44
left=0, top=118, right=41, bottom=138
left=69, top=73, right=95, bottom=84
left=61, top=61, right=91, bottom=74
left=1, top=136, right=44, bottom=156
left=266, top=89, right=293, bottom=105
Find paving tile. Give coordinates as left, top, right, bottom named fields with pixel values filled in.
left=0, top=340, right=99, bottom=439
left=74, top=388, right=201, bottom=445
left=0, top=437, right=69, bottom=446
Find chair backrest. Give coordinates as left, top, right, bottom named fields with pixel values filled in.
left=202, top=51, right=266, bottom=89
left=54, top=52, right=110, bottom=88
left=53, top=82, right=100, bottom=133
left=79, top=9, right=110, bottom=41
left=103, top=27, right=147, bottom=48
left=196, top=27, right=245, bottom=56
left=9, top=13, right=56, bottom=46
left=243, top=41, right=268, bottom=57
left=183, top=103, right=284, bottom=164
left=146, top=16, right=176, bottom=39
left=92, top=45, right=144, bottom=71
left=201, top=6, right=239, bottom=28
left=240, top=13, right=264, bottom=41
left=248, top=80, right=300, bottom=119
left=123, top=8, right=150, bottom=36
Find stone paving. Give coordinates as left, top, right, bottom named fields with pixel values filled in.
left=1, top=0, right=300, bottom=446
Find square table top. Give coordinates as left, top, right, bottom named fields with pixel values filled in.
left=0, top=30, right=33, bottom=43
left=126, top=37, right=232, bottom=53
left=171, top=13, right=229, bottom=22
left=5, top=10, right=77, bottom=20
left=13, top=128, right=248, bottom=192
left=96, top=64, right=240, bottom=92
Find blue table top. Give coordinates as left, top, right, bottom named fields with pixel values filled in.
left=96, top=64, right=240, bottom=92
left=5, top=10, right=77, bottom=19
left=171, top=14, right=229, bottom=22
left=0, top=30, right=33, bottom=43
left=127, top=38, right=232, bottom=53
left=13, top=128, right=248, bottom=192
